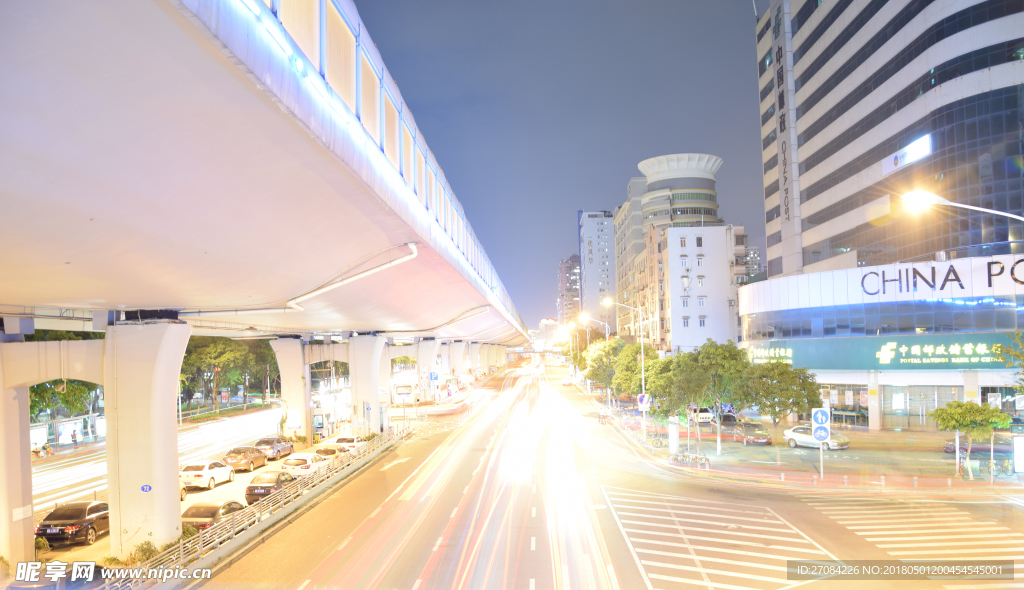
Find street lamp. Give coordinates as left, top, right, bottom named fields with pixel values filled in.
left=901, top=190, right=1024, bottom=222
left=579, top=312, right=610, bottom=340
left=603, top=297, right=647, bottom=439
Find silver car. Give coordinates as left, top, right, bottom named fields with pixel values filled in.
left=783, top=424, right=850, bottom=450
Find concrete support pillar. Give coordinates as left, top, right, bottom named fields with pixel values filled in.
left=377, top=348, right=390, bottom=435
left=0, top=334, right=33, bottom=565
left=270, top=338, right=313, bottom=441
left=963, top=370, right=980, bottom=405
left=479, top=344, right=491, bottom=371
left=104, top=323, right=191, bottom=558
left=468, top=342, right=482, bottom=375
left=416, top=339, right=440, bottom=402
left=450, top=341, right=467, bottom=378
left=501, top=346, right=509, bottom=365
left=438, top=343, right=451, bottom=377
left=867, top=370, right=881, bottom=431
left=349, top=335, right=386, bottom=437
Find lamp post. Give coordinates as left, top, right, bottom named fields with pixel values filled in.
left=603, top=298, right=647, bottom=440
left=902, top=190, right=1024, bottom=222
left=580, top=312, right=610, bottom=340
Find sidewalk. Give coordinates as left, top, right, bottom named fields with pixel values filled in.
left=30, top=438, right=106, bottom=466
left=599, top=400, right=1024, bottom=494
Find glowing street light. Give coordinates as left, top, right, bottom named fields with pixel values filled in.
left=579, top=312, right=610, bottom=340
left=901, top=190, right=1024, bottom=222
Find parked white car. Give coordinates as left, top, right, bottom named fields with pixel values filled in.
left=329, top=436, right=365, bottom=452
left=783, top=425, right=850, bottom=450
left=279, top=453, right=329, bottom=477
left=179, top=461, right=234, bottom=490
left=688, top=407, right=715, bottom=424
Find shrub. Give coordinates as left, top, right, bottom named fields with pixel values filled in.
left=34, top=537, right=49, bottom=555
left=0, top=555, right=10, bottom=578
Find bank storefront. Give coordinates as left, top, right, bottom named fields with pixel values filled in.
left=737, top=254, right=1024, bottom=431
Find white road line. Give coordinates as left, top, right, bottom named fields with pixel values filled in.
left=613, top=504, right=787, bottom=525
left=531, top=536, right=535, bottom=550
left=620, top=519, right=810, bottom=543
left=889, top=547, right=1024, bottom=555
left=411, top=580, right=422, bottom=590
left=616, top=511, right=796, bottom=533
left=832, top=516, right=971, bottom=524
left=847, top=522, right=983, bottom=530
left=529, top=580, right=535, bottom=590
left=601, top=487, right=655, bottom=590
left=648, top=572, right=760, bottom=590
left=533, top=484, right=536, bottom=493
left=631, top=538, right=815, bottom=560
left=857, top=527, right=1008, bottom=536
left=296, top=581, right=311, bottom=590
left=636, top=548, right=789, bottom=572
left=867, top=533, right=1024, bottom=542
left=943, top=584, right=1024, bottom=589
left=463, top=485, right=468, bottom=494
left=562, top=564, right=571, bottom=590
left=607, top=564, right=621, bottom=590
left=369, top=506, right=382, bottom=518
left=643, top=560, right=782, bottom=583
left=532, top=507, right=536, bottom=517
left=878, top=539, right=1024, bottom=548
left=610, top=495, right=770, bottom=516
left=432, top=537, right=442, bottom=552
left=337, top=536, right=352, bottom=551
left=450, top=507, right=458, bottom=518
left=625, top=529, right=824, bottom=554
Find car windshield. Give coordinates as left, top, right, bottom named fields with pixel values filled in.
left=316, top=449, right=336, bottom=456
left=255, top=439, right=276, bottom=446
left=283, top=458, right=307, bottom=466
left=181, top=465, right=206, bottom=472
left=250, top=474, right=280, bottom=485
left=227, top=448, right=249, bottom=455
left=182, top=506, right=219, bottom=518
left=45, top=507, right=85, bottom=521
left=336, top=438, right=355, bottom=443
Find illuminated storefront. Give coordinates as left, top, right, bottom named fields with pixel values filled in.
left=738, top=254, right=1024, bottom=431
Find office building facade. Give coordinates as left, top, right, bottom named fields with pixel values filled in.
left=556, top=254, right=581, bottom=325
left=756, top=0, right=1024, bottom=278
left=579, top=210, right=617, bottom=335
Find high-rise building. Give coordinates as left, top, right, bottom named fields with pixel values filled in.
left=756, top=0, right=1024, bottom=278
left=613, top=153, right=746, bottom=350
left=556, top=254, right=581, bottom=324
left=743, top=245, right=762, bottom=278
left=578, top=210, right=616, bottom=335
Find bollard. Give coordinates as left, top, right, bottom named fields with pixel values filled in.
left=948, top=477, right=952, bottom=488
left=843, top=475, right=848, bottom=486
left=780, top=473, right=785, bottom=482
left=704, top=462, right=709, bottom=472
left=913, top=476, right=918, bottom=488
left=880, top=475, right=886, bottom=487
left=812, top=475, right=818, bottom=486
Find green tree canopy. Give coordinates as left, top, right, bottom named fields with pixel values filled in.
left=693, top=339, right=750, bottom=455
left=930, top=401, right=1011, bottom=479
left=24, top=330, right=104, bottom=421
left=738, top=361, right=821, bottom=463
left=583, top=338, right=625, bottom=391
left=611, top=343, right=659, bottom=398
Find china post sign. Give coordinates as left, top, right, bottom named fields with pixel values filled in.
left=745, top=333, right=1012, bottom=371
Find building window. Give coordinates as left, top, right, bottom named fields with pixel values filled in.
left=699, top=317, right=706, bottom=327
left=682, top=317, right=689, bottom=328
left=698, top=297, right=706, bottom=307
left=697, top=276, right=704, bottom=287
left=681, top=256, right=688, bottom=267
left=680, top=237, right=686, bottom=247
left=696, top=256, right=704, bottom=267
left=696, top=236, right=703, bottom=247
left=681, top=298, right=688, bottom=308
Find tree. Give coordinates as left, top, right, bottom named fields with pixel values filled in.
left=611, top=343, right=659, bottom=400
left=693, top=339, right=749, bottom=456
left=24, top=330, right=104, bottom=422
left=738, top=361, right=821, bottom=464
left=929, top=401, right=1011, bottom=480
left=180, top=337, right=250, bottom=412
left=645, top=358, right=674, bottom=413
left=583, top=338, right=624, bottom=397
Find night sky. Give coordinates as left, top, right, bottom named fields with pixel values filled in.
left=356, top=0, right=770, bottom=329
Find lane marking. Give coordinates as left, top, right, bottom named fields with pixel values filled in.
left=631, top=537, right=816, bottom=560
left=636, top=548, right=789, bottom=572
left=562, top=564, right=571, bottom=590
left=432, top=536, right=442, bottom=552
left=608, top=564, right=621, bottom=590
left=369, top=506, right=381, bottom=518
left=337, top=536, right=352, bottom=551
left=531, top=536, right=535, bottom=550
left=463, top=485, right=468, bottom=494
left=868, top=533, right=1024, bottom=542
left=533, top=484, right=536, bottom=493
left=450, top=507, right=458, bottom=518
left=890, top=547, right=1024, bottom=555
left=412, top=580, right=421, bottom=590
left=380, top=457, right=411, bottom=471
left=529, top=580, right=535, bottom=590
left=859, top=526, right=1008, bottom=536
left=296, top=581, right=311, bottom=590
left=532, top=507, right=536, bottom=517
left=623, top=528, right=823, bottom=554
left=847, top=522, right=984, bottom=530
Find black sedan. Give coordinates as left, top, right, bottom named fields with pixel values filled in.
left=944, top=433, right=1013, bottom=455
left=724, top=421, right=773, bottom=445
left=223, top=446, right=268, bottom=472
left=181, top=501, right=246, bottom=530
left=244, top=471, right=296, bottom=505
left=35, top=501, right=109, bottom=546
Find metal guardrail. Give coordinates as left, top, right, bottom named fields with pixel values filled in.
left=409, top=405, right=475, bottom=437
left=101, top=429, right=407, bottom=589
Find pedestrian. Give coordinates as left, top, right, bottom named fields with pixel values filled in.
left=71, top=429, right=78, bottom=448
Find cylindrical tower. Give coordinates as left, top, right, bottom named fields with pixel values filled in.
left=637, top=153, right=724, bottom=227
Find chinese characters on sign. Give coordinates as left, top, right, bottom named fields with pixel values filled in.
left=875, top=341, right=1003, bottom=366
left=748, top=346, right=793, bottom=364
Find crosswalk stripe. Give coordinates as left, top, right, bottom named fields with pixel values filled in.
left=632, top=537, right=819, bottom=560
left=636, top=548, right=789, bottom=572
left=847, top=522, right=983, bottom=530
left=878, top=539, right=1024, bottom=548
left=832, top=517, right=972, bottom=525
left=642, top=560, right=783, bottom=583
left=942, top=584, right=1024, bottom=589
left=610, top=503, right=786, bottom=525
left=623, top=529, right=824, bottom=555
left=825, top=509, right=964, bottom=517
left=616, top=511, right=795, bottom=533
left=648, top=572, right=763, bottom=590
left=619, top=519, right=810, bottom=543
left=889, top=547, right=1024, bottom=555
left=867, top=533, right=1024, bottom=542
left=856, top=527, right=1008, bottom=536
left=608, top=494, right=770, bottom=515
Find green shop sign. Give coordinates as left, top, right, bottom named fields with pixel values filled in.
left=744, top=333, right=1014, bottom=371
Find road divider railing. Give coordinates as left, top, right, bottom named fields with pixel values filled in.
left=100, top=427, right=410, bottom=590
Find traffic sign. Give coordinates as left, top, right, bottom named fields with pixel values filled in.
left=430, top=372, right=438, bottom=381
left=811, top=408, right=830, bottom=442
left=141, top=485, right=152, bottom=493
left=638, top=393, right=651, bottom=411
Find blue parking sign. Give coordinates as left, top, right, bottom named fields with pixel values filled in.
left=430, top=372, right=438, bottom=381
